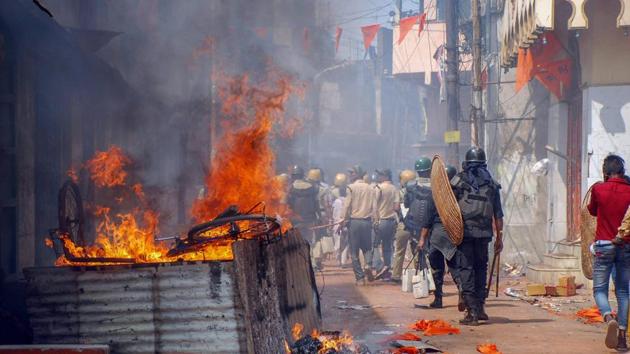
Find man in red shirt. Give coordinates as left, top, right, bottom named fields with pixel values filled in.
left=588, top=154, right=630, bottom=351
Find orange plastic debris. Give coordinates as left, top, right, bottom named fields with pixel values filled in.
left=392, top=332, right=422, bottom=341
left=409, top=319, right=460, bottom=336
left=392, top=347, right=419, bottom=354
left=477, top=343, right=502, bottom=354
left=576, top=306, right=604, bottom=324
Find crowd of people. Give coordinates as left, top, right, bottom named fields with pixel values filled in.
left=281, top=147, right=504, bottom=327
left=280, top=149, right=630, bottom=352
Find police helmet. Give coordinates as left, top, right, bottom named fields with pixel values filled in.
left=399, top=169, right=416, bottom=186
left=465, top=147, right=487, bottom=162
left=445, top=165, right=457, bottom=180
left=415, top=157, right=432, bottom=172
left=307, top=168, right=322, bottom=182
left=290, top=165, right=304, bottom=178
left=333, top=173, right=348, bottom=187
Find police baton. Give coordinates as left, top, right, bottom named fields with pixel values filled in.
left=486, top=251, right=500, bottom=298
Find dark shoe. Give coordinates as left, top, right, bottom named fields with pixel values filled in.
left=429, top=297, right=443, bottom=309
left=458, top=294, right=466, bottom=312
left=459, top=310, right=479, bottom=326
left=605, top=315, right=619, bottom=349
left=617, top=329, right=628, bottom=352
left=364, top=268, right=375, bottom=282
left=478, top=305, right=489, bottom=321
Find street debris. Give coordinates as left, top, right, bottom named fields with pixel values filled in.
left=576, top=306, right=605, bottom=324
left=335, top=304, right=382, bottom=311
left=409, top=320, right=460, bottom=336
left=390, top=340, right=442, bottom=353
left=476, top=343, right=503, bottom=354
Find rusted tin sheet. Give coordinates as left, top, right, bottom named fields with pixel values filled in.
left=24, top=262, right=246, bottom=353
left=0, top=345, right=109, bottom=354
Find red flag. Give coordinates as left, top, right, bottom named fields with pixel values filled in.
left=515, top=48, right=534, bottom=92
left=535, top=59, right=572, bottom=99
left=335, top=26, right=343, bottom=53
left=303, top=27, right=310, bottom=53
left=361, top=24, right=381, bottom=50
left=418, top=12, right=427, bottom=36
left=530, top=32, right=562, bottom=68
left=398, top=15, right=418, bottom=44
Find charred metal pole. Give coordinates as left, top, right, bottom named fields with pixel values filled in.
left=445, top=0, right=460, bottom=163
left=471, top=0, right=484, bottom=147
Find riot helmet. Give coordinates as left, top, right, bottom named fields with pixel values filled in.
left=415, top=157, right=432, bottom=173
left=399, top=169, right=416, bottom=186
left=445, top=165, right=457, bottom=181
left=290, top=165, right=304, bottom=179
left=465, top=147, right=487, bottom=162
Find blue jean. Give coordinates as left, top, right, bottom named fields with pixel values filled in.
left=592, top=243, right=630, bottom=329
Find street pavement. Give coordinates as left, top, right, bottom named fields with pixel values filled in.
left=317, top=260, right=614, bottom=353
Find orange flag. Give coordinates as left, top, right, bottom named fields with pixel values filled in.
left=515, top=48, right=534, bottom=92
left=361, top=24, right=381, bottom=50
left=335, top=26, right=343, bottom=53
left=398, top=15, right=418, bottom=44
left=418, top=12, right=427, bottom=35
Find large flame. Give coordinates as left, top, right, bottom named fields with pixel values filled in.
left=49, top=68, right=298, bottom=265
left=288, top=323, right=358, bottom=354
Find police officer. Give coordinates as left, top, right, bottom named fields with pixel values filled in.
left=391, top=169, right=417, bottom=283
left=331, top=173, right=349, bottom=266
left=373, top=169, right=400, bottom=280
left=403, top=158, right=432, bottom=237
left=419, top=165, right=461, bottom=309
left=342, top=165, right=377, bottom=284
left=452, top=147, right=504, bottom=326
left=306, top=168, right=331, bottom=270
left=287, top=165, right=321, bottom=269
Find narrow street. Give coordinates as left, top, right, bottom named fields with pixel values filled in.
left=318, top=261, right=607, bottom=353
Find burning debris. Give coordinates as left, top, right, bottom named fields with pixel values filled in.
left=46, top=68, right=302, bottom=266
left=287, top=323, right=369, bottom=354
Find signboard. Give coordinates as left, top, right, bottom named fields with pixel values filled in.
left=444, top=130, right=461, bottom=144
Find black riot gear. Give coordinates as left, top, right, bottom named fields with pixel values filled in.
left=290, top=165, right=304, bottom=179
left=403, top=182, right=432, bottom=232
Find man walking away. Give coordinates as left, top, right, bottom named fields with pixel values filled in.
left=287, top=165, right=320, bottom=269
left=451, top=147, right=504, bottom=326
left=588, top=154, right=630, bottom=351
left=373, top=169, right=400, bottom=280
left=419, top=165, right=460, bottom=309
left=391, top=169, right=417, bottom=283
left=342, top=165, right=377, bottom=284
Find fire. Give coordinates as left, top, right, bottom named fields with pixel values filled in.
left=50, top=67, right=298, bottom=266
left=288, top=323, right=359, bottom=354
left=86, top=146, right=131, bottom=188
left=190, top=70, right=297, bottom=258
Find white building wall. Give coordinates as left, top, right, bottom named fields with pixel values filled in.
left=583, top=85, right=630, bottom=194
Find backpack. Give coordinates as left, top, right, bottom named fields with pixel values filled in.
left=288, top=182, right=318, bottom=222
left=403, top=183, right=432, bottom=232
left=454, top=177, right=497, bottom=230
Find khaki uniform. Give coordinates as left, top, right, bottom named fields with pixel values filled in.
left=392, top=187, right=412, bottom=280
left=374, top=181, right=400, bottom=270
left=343, top=179, right=377, bottom=280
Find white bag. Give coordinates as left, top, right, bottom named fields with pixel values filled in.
left=412, top=269, right=430, bottom=299
left=321, top=236, right=335, bottom=254
left=402, top=268, right=416, bottom=293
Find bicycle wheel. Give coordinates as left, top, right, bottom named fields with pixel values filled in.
left=167, top=214, right=281, bottom=257
left=58, top=180, right=86, bottom=247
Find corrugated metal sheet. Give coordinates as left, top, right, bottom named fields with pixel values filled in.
left=24, top=262, right=247, bottom=354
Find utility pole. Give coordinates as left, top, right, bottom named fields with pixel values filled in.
left=471, top=0, right=484, bottom=147
left=394, top=0, right=402, bottom=22
left=445, top=0, right=460, bottom=163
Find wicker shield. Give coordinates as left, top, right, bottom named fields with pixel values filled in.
left=580, top=183, right=599, bottom=280
left=430, top=155, right=464, bottom=245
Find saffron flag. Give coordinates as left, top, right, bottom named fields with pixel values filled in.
left=418, top=12, right=427, bottom=35
left=398, top=15, right=418, bottom=44
left=515, top=48, right=534, bottom=93
left=361, top=24, right=381, bottom=50
left=335, top=26, right=343, bottom=53
left=535, top=59, right=572, bottom=99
